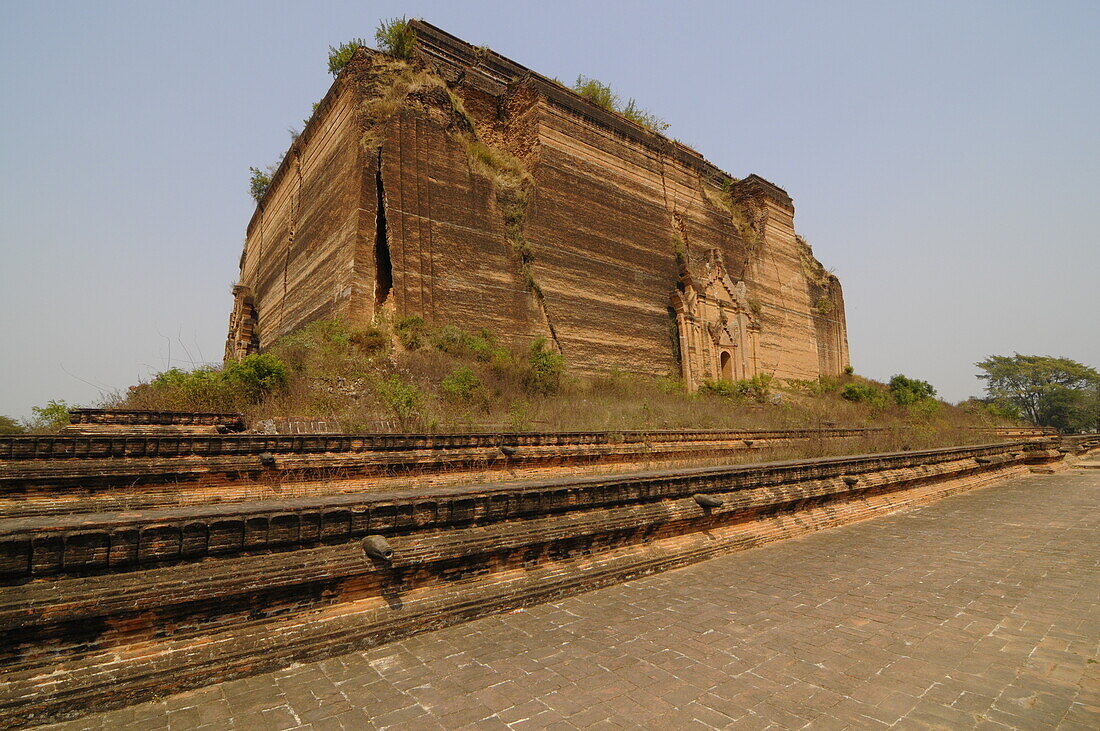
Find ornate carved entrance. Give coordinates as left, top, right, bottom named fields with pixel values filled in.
left=670, top=249, right=761, bottom=391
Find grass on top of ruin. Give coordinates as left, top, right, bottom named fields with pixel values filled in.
left=45, top=318, right=1014, bottom=447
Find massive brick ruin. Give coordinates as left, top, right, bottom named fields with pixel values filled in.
left=226, top=21, right=850, bottom=389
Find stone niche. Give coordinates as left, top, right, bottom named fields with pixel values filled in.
left=671, top=249, right=761, bottom=391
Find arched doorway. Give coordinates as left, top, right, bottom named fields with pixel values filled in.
left=719, top=351, right=733, bottom=380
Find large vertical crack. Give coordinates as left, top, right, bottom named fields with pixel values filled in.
left=374, top=147, right=393, bottom=312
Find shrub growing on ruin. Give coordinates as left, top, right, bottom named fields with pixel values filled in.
left=249, top=166, right=274, bottom=202
left=699, top=380, right=740, bottom=399
left=524, top=337, right=564, bottom=395
left=395, top=316, right=426, bottom=350
left=700, top=375, right=774, bottom=403
left=327, top=38, right=367, bottom=76
left=441, top=367, right=483, bottom=403
left=841, top=382, right=890, bottom=408
left=26, top=400, right=71, bottom=433
left=621, top=98, right=669, bottom=133
left=375, top=17, right=417, bottom=60
left=574, top=75, right=617, bottom=110
left=376, top=376, right=421, bottom=428
left=888, top=374, right=937, bottom=407
left=223, top=354, right=289, bottom=402
left=572, top=76, right=668, bottom=133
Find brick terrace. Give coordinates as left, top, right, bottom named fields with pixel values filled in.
left=50, top=469, right=1099, bottom=730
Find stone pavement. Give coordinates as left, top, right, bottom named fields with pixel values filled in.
left=53, top=469, right=1099, bottom=730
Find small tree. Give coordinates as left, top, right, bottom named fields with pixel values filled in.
left=524, top=337, right=565, bottom=395
left=376, top=376, right=421, bottom=428
left=327, top=38, right=367, bottom=76
left=375, top=17, right=417, bottom=60
left=27, top=400, right=71, bottom=432
left=976, top=354, right=1100, bottom=432
left=0, top=415, right=25, bottom=434
left=888, top=374, right=936, bottom=406
left=249, top=166, right=274, bottom=202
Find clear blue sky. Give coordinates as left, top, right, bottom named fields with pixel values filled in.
left=1, top=0, right=1097, bottom=419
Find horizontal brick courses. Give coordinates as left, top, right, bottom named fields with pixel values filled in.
left=0, top=437, right=1068, bottom=725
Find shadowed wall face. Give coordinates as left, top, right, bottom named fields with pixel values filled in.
left=229, top=21, right=849, bottom=386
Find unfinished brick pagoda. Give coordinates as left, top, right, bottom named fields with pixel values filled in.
left=226, top=21, right=849, bottom=389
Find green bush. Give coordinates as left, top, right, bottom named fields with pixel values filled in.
left=327, top=38, right=367, bottom=76
left=272, top=319, right=386, bottom=379
left=574, top=75, right=617, bottom=110
left=699, top=379, right=740, bottom=399
left=524, top=337, right=564, bottom=395
left=841, top=382, right=890, bottom=408
left=621, top=98, right=669, bottom=133
left=223, top=353, right=289, bottom=402
left=888, top=374, right=936, bottom=406
left=147, top=367, right=230, bottom=410
left=375, top=17, right=417, bottom=59
left=396, top=316, right=426, bottom=350
left=376, top=376, right=421, bottom=427
left=249, top=166, right=274, bottom=202
left=0, top=415, right=24, bottom=434
left=441, top=366, right=482, bottom=402
left=700, top=374, right=773, bottom=402
left=27, top=400, right=71, bottom=432
left=740, top=374, right=774, bottom=402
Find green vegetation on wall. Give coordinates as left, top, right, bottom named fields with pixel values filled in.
left=572, top=75, right=669, bottom=133
left=374, top=17, right=417, bottom=60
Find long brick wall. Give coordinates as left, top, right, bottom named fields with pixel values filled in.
left=0, top=437, right=1064, bottom=726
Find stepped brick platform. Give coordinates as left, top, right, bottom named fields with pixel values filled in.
left=64, top=468, right=1100, bottom=730
left=0, top=427, right=897, bottom=518
left=59, top=409, right=246, bottom=436
left=0, top=436, right=1064, bottom=726
left=0, top=427, right=1055, bottom=520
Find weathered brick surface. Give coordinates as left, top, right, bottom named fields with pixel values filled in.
left=0, top=428, right=1054, bottom=522
left=45, top=467, right=1100, bottom=730
left=0, top=440, right=1063, bottom=725
left=230, top=21, right=850, bottom=385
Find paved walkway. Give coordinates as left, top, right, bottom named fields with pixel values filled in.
left=56, top=470, right=1099, bottom=730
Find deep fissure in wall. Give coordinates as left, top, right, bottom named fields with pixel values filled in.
left=374, top=147, right=393, bottom=311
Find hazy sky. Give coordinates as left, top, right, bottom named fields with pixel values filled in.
left=1, top=0, right=1097, bottom=420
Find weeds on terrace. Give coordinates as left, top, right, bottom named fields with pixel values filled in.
left=572, top=75, right=669, bottom=133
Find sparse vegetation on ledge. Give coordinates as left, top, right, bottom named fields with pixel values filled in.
left=572, top=75, right=670, bottom=133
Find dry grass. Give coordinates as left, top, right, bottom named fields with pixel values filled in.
left=109, top=321, right=1016, bottom=452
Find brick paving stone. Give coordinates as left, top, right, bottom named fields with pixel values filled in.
left=46, top=469, right=1100, bottom=729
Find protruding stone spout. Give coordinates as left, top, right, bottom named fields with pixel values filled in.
left=694, top=493, right=723, bottom=508
left=362, top=535, right=394, bottom=562
left=842, top=475, right=859, bottom=486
